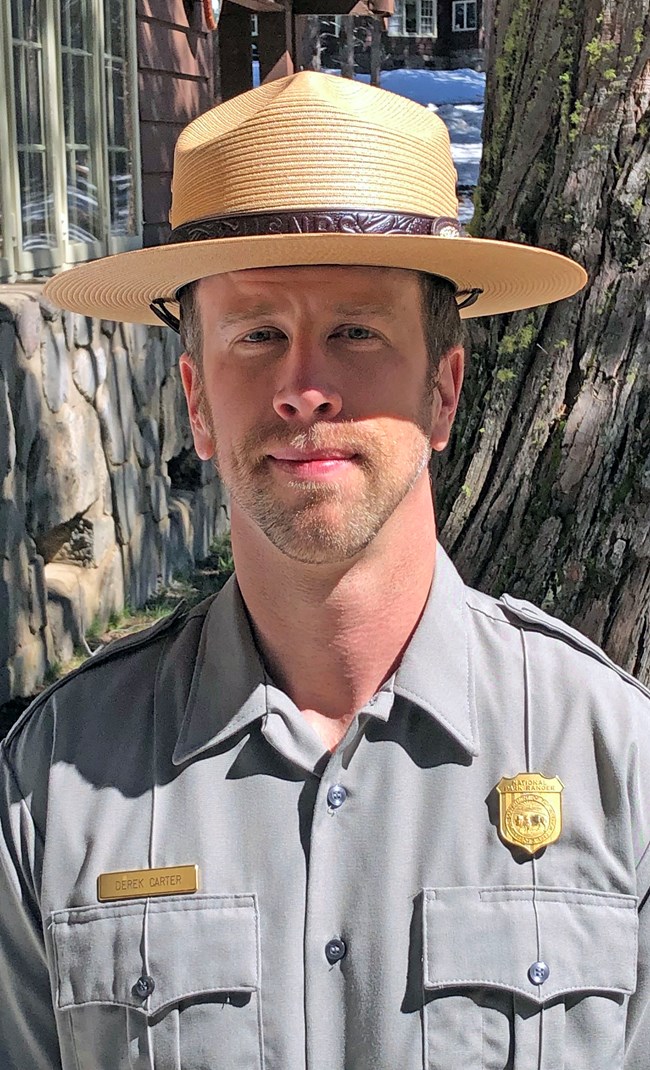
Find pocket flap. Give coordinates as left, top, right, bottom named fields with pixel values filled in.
left=423, top=886, right=637, bottom=1003
left=50, top=894, right=259, bottom=1015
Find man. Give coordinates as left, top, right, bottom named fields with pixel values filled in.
left=1, top=72, right=649, bottom=1069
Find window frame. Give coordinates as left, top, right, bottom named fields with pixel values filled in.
left=386, top=0, right=438, bottom=38
left=452, top=0, right=478, bottom=33
left=0, top=0, right=141, bottom=283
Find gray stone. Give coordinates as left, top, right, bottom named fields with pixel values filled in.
left=28, top=554, right=47, bottom=635
left=38, top=294, right=61, bottom=322
left=0, top=370, right=16, bottom=482
left=163, top=328, right=181, bottom=374
left=95, top=381, right=126, bottom=465
left=7, top=637, right=49, bottom=699
left=92, top=344, right=107, bottom=388
left=111, top=462, right=142, bottom=545
left=15, top=367, right=43, bottom=468
left=0, top=291, right=227, bottom=703
left=72, top=347, right=99, bottom=403
left=112, top=346, right=135, bottom=452
left=42, top=325, right=69, bottom=413
left=130, top=335, right=164, bottom=407
left=148, top=473, right=170, bottom=523
left=74, top=315, right=92, bottom=348
left=0, top=324, right=17, bottom=381
left=160, top=367, right=191, bottom=462
left=134, top=416, right=158, bottom=468
left=0, top=498, right=23, bottom=558
left=29, top=397, right=106, bottom=534
left=16, top=299, right=42, bottom=358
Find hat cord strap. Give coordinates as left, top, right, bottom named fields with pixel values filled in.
left=455, top=288, right=483, bottom=310
left=150, top=299, right=181, bottom=334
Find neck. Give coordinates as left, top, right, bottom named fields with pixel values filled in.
left=231, top=473, right=438, bottom=749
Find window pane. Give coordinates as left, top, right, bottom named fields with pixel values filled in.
left=467, top=1, right=477, bottom=29
left=111, top=61, right=126, bottom=146
left=67, top=150, right=101, bottom=242
left=104, top=1, right=137, bottom=236
left=60, top=0, right=84, bottom=51
left=405, top=0, right=417, bottom=34
left=19, top=149, right=57, bottom=250
left=453, top=3, right=464, bottom=30
left=12, top=41, right=45, bottom=146
left=23, top=0, right=40, bottom=42
left=108, top=150, right=135, bottom=236
left=72, top=53, right=90, bottom=143
left=60, top=0, right=103, bottom=244
left=420, top=0, right=434, bottom=34
left=104, top=0, right=126, bottom=58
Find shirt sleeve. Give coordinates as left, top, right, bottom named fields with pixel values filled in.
left=0, top=748, right=63, bottom=1069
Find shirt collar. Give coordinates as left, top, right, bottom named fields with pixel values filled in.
left=171, top=544, right=478, bottom=767
left=394, top=543, right=479, bottom=756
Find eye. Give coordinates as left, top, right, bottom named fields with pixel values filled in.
left=241, top=327, right=285, bottom=344
left=333, top=325, right=376, bottom=341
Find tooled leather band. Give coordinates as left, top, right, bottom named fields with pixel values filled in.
left=151, top=210, right=483, bottom=332
left=168, top=209, right=464, bottom=243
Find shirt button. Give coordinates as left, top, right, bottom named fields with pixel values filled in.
left=528, top=961, right=550, bottom=986
left=327, top=784, right=347, bottom=809
left=325, top=938, right=347, bottom=964
left=133, top=974, right=155, bottom=999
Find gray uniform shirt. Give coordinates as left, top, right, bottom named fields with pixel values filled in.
left=2, top=547, right=650, bottom=1069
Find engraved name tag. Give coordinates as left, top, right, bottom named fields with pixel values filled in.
left=98, top=864, right=199, bottom=902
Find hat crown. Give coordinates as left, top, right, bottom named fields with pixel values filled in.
left=170, top=71, right=458, bottom=228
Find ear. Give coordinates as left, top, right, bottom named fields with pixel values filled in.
left=430, top=345, right=465, bottom=453
left=179, top=353, right=215, bottom=460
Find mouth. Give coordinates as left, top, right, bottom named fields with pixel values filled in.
left=266, top=448, right=360, bottom=480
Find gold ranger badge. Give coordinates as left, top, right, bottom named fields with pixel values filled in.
left=496, top=774, right=563, bottom=854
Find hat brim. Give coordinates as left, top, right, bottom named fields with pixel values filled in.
left=43, top=232, right=587, bottom=325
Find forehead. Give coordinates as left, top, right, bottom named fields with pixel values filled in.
left=196, top=264, right=423, bottom=310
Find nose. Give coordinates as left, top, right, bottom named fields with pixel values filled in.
left=272, top=341, right=343, bottom=423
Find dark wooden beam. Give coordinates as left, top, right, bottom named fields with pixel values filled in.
left=258, top=8, right=294, bottom=81
left=217, top=0, right=254, bottom=100
left=292, top=0, right=369, bottom=14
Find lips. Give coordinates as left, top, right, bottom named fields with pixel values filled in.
left=268, top=448, right=357, bottom=462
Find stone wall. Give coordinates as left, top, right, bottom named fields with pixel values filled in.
left=0, top=285, right=228, bottom=705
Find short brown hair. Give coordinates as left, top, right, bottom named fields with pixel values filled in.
left=179, top=270, right=464, bottom=374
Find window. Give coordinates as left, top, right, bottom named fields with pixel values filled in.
left=0, top=0, right=141, bottom=281
left=452, top=0, right=478, bottom=32
left=387, top=0, right=438, bottom=36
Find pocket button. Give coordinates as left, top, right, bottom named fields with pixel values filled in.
left=133, top=974, right=156, bottom=999
left=325, top=938, right=347, bottom=964
left=528, top=961, right=550, bottom=985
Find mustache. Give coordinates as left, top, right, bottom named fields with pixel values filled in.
left=239, top=421, right=378, bottom=461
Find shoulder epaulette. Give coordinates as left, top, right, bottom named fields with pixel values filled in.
left=500, top=593, right=650, bottom=703
left=2, top=600, right=193, bottom=747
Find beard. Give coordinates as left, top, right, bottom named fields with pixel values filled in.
left=203, top=402, right=433, bottom=565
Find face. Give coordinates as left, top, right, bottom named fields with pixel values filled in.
left=179, top=265, right=463, bottom=565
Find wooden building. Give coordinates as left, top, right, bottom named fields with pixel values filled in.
left=0, top=0, right=389, bottom=283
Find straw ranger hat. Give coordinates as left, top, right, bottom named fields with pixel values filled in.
left=44, top=71, right=587, bottom=326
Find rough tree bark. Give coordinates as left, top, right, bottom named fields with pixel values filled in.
left=434, top=0, right=650, bottom=681
left=340, top=16, right=356, bottom=78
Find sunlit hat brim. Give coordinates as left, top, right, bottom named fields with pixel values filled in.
left=44, top=231, right=587, bottom=325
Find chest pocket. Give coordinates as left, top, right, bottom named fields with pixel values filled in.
left=422, top=886, right=637, bottom=1070
left=49, top=894, right=262, bottom=1070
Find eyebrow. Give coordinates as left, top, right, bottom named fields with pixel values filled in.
left=217, top=302, right=398, bottom=328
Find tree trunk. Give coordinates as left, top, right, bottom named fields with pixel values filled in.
left=435, top=0, right=650, bottom=681
left=340, top=16, right=356, bottom=78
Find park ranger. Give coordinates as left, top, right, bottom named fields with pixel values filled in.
left=1, top=72, right=649, bottom=1069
